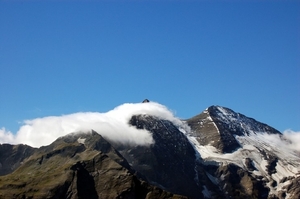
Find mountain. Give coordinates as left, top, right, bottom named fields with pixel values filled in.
left=0, top=131, right=187, bottom=199
left=187, top=105, right=282, bottom=153
left=0, top=103, right=299, bottom=199
left=186, top=106, right=300, bottom=199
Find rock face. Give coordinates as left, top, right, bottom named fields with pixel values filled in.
left=186, top=105, right=300, bottom=199
left=187, top=106, right=281, bottom=153
left=124, top=114, right=202, bottom=198
left=0, top=132, right=187, bottom=199
left=0, top=104, right=299, bottom=199
left=0, top=144, right=36, bottom=175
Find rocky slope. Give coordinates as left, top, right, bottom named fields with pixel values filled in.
left=186, top=105, right=300, bottom=199
left=0, top=131, right=187, bottom=199
left=0, top=143, right=35, bottom=176
left=0, top=103, right=299, bottom=199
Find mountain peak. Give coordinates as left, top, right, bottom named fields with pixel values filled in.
left=187, top=105, right=282, bottom=153
left=142, top=99, right=150, bottom=103
left=206, top=105, right=281, bottom=136
left=186, top=106, right=300, bottom=199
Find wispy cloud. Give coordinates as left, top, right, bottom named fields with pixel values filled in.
left=282, top=129, right=300, bottom=152
left=254, top=129, right=300, bottom=155
left=0, top=102, right=186, bottom=148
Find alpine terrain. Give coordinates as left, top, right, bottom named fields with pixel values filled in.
left=0, top=101, right=299, bottom=199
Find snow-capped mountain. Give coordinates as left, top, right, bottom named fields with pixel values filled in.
left=0, top=102, right=299, bottom=199
left=186, top=105, right=300, bottom=199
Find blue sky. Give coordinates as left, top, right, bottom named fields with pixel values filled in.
left=0, top=0, right=299, bottom=134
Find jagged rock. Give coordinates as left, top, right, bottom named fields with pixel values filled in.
left=214, top=163, right=269, bottom=199
left=283, top=176, right=300, bottom=199
left=142, top=99, right=150, bottom=103
left=245, top=158, right=256, bottom=171
left=266, top=157, right=278, bottom=175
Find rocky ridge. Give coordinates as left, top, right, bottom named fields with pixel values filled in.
left=0, top=103, right=299, bottom=199
left=0, top=131, right=187, bottom=199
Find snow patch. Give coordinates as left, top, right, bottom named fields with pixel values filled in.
left=77, top=138, right=86, bottom=145
left=216, top=106, right=230, bottom=119
left=187, top=132, right=300, bottom=192
left=272, top=160, right=300, bottom=182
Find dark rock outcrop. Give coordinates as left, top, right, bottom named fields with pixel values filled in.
left=283, top=176, right=300, bottom=199
left=0, top=144, right=36, bottom=175
left=122, top=114, right=203, bottom=198
left=142, top=99, right=150, bottom=103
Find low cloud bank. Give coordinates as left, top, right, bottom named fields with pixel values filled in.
left=282, top=129, right=300, bottom=152
left=255, top=129, right=300, bottom=154
left=0, top=102, right=187, bottom=148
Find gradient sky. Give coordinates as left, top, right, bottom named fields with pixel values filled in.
left=0, top=0, right=299, bottom=134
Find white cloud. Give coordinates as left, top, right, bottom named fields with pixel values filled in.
left=253, top=129, right=300, bottom=155
left=0, top=102, right=188, bottom=148
left=282, top=129, right=300, bottom=152
left=0, top=128, right=15, bottom=144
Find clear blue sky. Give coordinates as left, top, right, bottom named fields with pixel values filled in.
left=1, top=0, right=299, bottom=133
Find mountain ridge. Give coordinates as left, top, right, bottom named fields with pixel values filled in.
left=0, top=131, right=188, bottom=199
left=0, top=103, right=299, bottom=199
